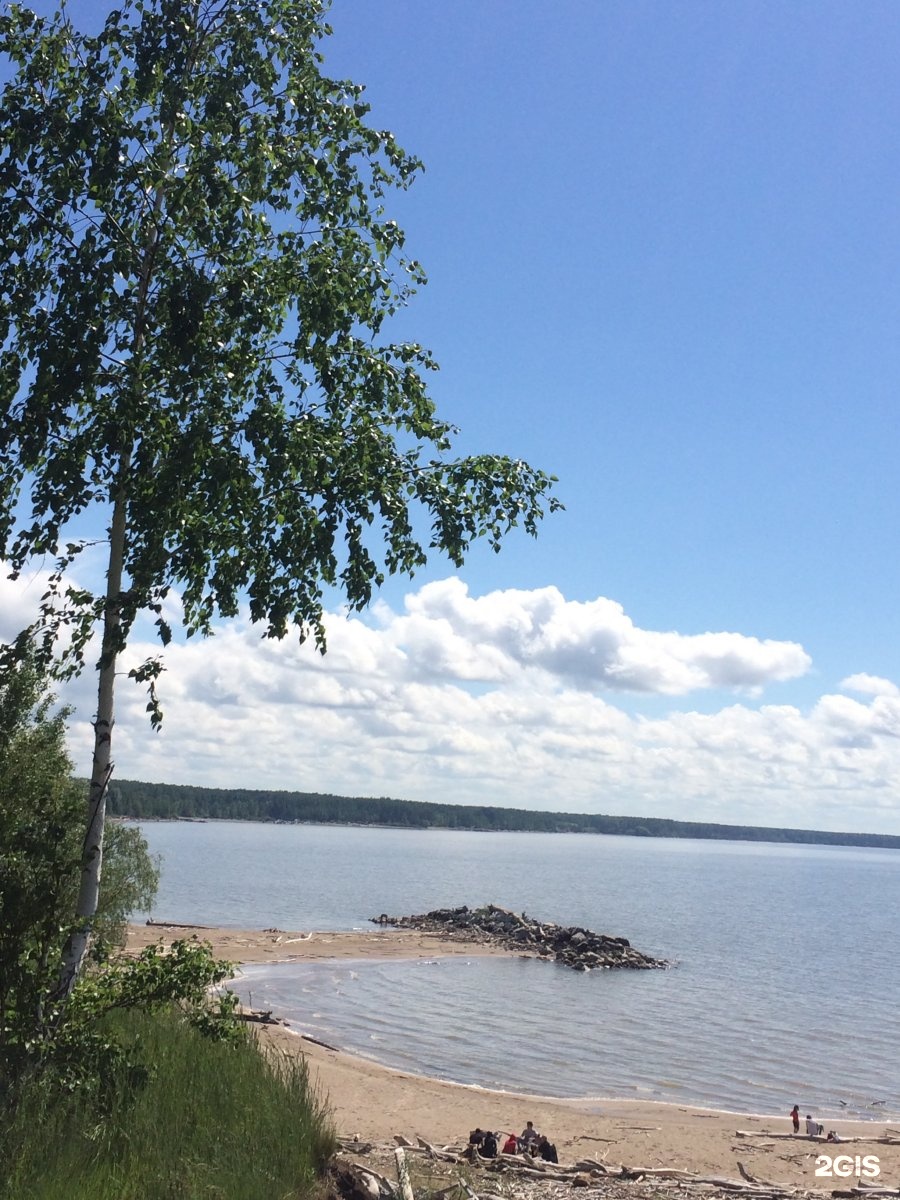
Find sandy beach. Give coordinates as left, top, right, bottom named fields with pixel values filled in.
left=126, top=923, right=900, bottom=1189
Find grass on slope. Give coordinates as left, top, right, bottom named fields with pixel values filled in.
left=1, top=1005, right=336, bottom=1200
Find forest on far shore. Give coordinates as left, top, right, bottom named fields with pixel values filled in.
left=107, top=779, right=900, bottom=850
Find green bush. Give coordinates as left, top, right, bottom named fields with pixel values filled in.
left=0, top=1005, right=335, bottom=1199
left=0, top=652, right=160, bottom=1088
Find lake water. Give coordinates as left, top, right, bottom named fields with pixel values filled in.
left=134, top=821, right=899, bottom=1119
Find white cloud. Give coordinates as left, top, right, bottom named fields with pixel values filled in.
left=6, top=570, right=900, bottom=833
left=841, top=673, right=900, bottom=698
left=392, top=578, right=811, bottom=693
left=0, top=567, right=56, bottom=643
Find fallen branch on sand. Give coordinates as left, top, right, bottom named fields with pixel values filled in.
left=830, top=1191, right=900, bottom=1199
left=300, top=1033, right=341, bottom=1052
left=239, top=1008, right=283, bottom=1025
left=337, top=1138, right=377, bottom=1154
left=332, top=1134, right=898, bottom=1200
left=145, top=919, right=212, bottom=930
left=736, top=1131, right=900, bottom=1146
left=484, top=1155, right=821, bottom=1196
left=737, top=1160, right=785, bottom=1188
left=415, top=1135, right=463, bottom=1163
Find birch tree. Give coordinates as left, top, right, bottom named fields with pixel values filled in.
left=0, top=0, right=560, bottom=996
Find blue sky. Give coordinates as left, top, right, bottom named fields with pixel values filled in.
left=322, top=1, right=900, bottom=667
left=4, top=1, right=900, bottom=833
left=321, top=3, right=900, bottom=701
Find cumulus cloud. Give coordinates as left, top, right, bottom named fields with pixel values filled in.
left=6, top=569, right=900, bottom=833
left=391, top=578, right=811, bottom=693
left=841, top=673, right=900, bottom=698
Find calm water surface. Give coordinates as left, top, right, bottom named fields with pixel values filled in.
left=135, top=822, right=899, bottom=1118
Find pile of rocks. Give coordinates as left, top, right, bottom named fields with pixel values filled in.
left=370, top=904, right=667, bottom=971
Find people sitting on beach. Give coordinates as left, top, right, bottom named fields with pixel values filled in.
left=826, top=1130, right=842, bottom=1143
left=537, top=1134, right=559, bottom=1164
left=502, top=1133, right=518, bottom=1155
left=805, top=1115, right=824, bottom=1137
left=468, top=1128, right=484, bottom=1147
left=479, top=1130, right=498, bottom=1159
left=519, top=1120, right=540, bottom=1152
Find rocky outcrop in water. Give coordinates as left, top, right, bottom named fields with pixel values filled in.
left=370, top=904, right=668, bottom=971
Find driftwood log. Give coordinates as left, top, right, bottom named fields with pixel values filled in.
left=393, top=1148, right=415, bottom=1200
left=145, top=920, right=213, bottom=929
left=332, top=1133, right=900, bottom=1200
left=415, top=1136, right=462, bottom=1163
left=736, top=1131, right=900, bottom=1146
left=336, top=1138, right=377, bottom=1154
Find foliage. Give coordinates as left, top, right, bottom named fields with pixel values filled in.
left=0, top=0, right=560, bottom=694
left=0, top=658, right=82, bottom=1070
left=42, top=939, right=242, bottom=1094
left=93, top=822, right=160, bottom=951
left=68, top=939, right=239, bottom=1036
left=0, top=0, right=559, bottom=992
left=0, top=656, right=159, bottom=1086
left=0, top=1004, right=335, bottom=1200
left=1, top=677, right=241, bottom=1099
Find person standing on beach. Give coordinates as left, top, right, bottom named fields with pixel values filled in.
left=790, top=1105, right=800, bottom=1134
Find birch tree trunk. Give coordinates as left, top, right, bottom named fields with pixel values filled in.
left=55, top=489, right=127, bottom=1000
left=54, top=91, right=174, bottom=999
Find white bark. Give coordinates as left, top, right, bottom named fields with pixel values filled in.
left=51, top=29, right=200, bottom=1006
left=393, top=1148, right=416, bottom=1200
left=54, top=113, right=170, bottom=1002
left=55, top=489, right=127, bottom=1000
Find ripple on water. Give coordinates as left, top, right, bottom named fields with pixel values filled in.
left=230, top=954, right=899, bottom=1118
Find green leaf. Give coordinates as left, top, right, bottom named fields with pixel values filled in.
left=0, top=0, right=560, bottom=993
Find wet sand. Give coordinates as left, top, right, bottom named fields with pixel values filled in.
left=126, top=923, right=900, bottom=1188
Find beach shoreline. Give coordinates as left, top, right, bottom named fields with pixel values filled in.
left=125, top=923, right=900, bottom=1188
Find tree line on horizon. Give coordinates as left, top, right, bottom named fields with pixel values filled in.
left=107, top=779, right=900, bottom=850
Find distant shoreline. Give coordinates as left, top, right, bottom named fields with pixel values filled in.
left=108, top=779, right=900, bottom=850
